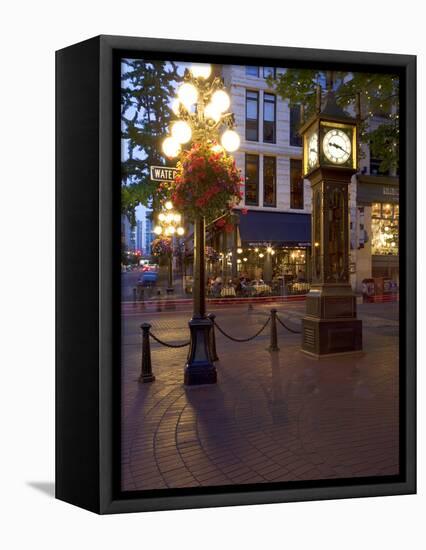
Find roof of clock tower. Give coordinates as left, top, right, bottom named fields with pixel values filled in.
left=320, top=90, right=349, bottom=119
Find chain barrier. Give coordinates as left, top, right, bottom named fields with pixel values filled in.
left=139, top=310, right=301, bottom=385
left=276, top=314, right=301, bottom=334
left=149, top=331, right=190, bottom=348
left=212, top=315, right=271, bottom=342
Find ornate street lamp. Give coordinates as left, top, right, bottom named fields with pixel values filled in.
left=162, top=63, right=240, bottom=385
left=153, top=201, right=185, bottom=292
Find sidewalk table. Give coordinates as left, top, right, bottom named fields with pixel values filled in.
left=221, top=287, right=236, bottom=297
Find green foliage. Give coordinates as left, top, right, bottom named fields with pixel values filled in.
left=268, top=70, right=399, bottom=173
left=121, top=59, right=182, bottom=223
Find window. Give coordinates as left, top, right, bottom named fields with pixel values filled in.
left=371, top=202, right=399, bottom=255
left=289, top=105, right=302, bottom=147
left=245, top=154, right=259, bottom=205
left=246, top=66, right=259, bottom=77
left=263, top=93, right=276, bottom=144
left=263, top=156, right=276, bottom=207
left=246, top=90, right=259, bottom=141
left=290, top=159, right=304, bottom=209
left=263, top=67, right=276, bottom=79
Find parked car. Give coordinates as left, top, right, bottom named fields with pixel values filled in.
left=137, top=271, right=158, bottom=287
left=142, top=263, right=158, bottom=273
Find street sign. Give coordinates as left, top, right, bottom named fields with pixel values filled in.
left=150, top=165, right=178, bottom=182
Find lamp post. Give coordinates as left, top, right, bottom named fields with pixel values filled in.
left=162, top=63, right=240, bottom=385
left=153, top=201, right=185, bottom=293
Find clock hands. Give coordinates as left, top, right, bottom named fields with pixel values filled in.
left=329, top=141, right=348, bottom=154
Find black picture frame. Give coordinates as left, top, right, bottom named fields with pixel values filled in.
left=56, top=35, right=416, bottom=514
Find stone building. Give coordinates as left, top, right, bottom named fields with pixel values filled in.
left=213, top=64, right=399, bottom=296
left=215, top=64, right=312, bottom=293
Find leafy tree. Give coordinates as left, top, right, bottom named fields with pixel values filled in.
left=268, top=70, right=399, bottom=173
left=121, top=59, right=182, bottom=224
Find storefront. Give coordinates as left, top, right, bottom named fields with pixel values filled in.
left=212, top=210, right=311, bottom=294
left=356, top=175, right=399, bottom=293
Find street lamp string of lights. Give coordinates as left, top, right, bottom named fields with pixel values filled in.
left=162, top=63, right=241, bottom=159
left=154, top=200, right=185, bottom=237
left=161, top=62, right=242, bottom=386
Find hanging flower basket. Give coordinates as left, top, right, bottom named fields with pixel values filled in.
left=151, top=237, right=172, bottom=257
left=170, top=142, right=243, bottom=222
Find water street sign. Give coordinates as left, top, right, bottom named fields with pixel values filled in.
left=150, top=165, right=178, bottom=182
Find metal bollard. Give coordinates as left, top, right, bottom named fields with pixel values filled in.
left=268, top=309, right=280, bottom=352
left=156, top=290, right=162, bottom=312
left=139, top=323, right=155, bottom=383
left=207, top=313, right=219, bottom=362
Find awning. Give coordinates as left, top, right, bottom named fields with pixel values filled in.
left=238, top=210, right=311, bottom=247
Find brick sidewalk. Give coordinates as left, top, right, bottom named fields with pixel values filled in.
left=121, top=304, right=399, bottom=491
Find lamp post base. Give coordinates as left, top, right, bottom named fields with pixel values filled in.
left=184, top=317, right=217, bottom=385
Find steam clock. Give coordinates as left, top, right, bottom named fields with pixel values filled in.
left=300, top=90, right=362, bottom=356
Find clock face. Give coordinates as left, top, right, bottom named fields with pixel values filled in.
left=308, top=132, right=318, bottom=168
left=323, top=129, right=352, bottom=164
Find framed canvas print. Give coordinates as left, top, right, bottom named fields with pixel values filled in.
left=56, top=35, right=416, bottom=514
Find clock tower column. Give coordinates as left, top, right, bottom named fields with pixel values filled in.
left=300, top=91, right=363, bottom=357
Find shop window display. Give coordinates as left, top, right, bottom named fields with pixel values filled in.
left=371, top=202, right=399, bottom=256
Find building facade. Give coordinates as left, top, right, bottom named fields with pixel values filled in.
left=144, top=210, right=154, bottom=256
left=216, top=65, right=399, bottom=296
left=218, top=64, right=313, bottom=292
left=136, top=220, right=143, bottom=254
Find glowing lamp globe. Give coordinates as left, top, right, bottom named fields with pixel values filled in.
left=204, top=103, right=221, bottom=122
left=158, top=213, right=166, bottom=221
left=177, top=82, right=198, bottom=109
left=171, top=121, right=192, bottom=144
left=173, top=213, right=182, bottom=223
left=168, top=226, right=176, bottom=235
left=162, top=137, right=180, bottom=158
left=190, top=63, right=212, bottom=79
left=154, top=226, right=162, bottom=235
left=165, top=201, right=173, bottom=210
left=211, top=89, right=230, bottom=113
left=221, top=129, right=240, bottom=152
left=177, top=227, right=185, bottom=236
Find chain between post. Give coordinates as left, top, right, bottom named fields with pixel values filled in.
left=212, top=315, right=271, bottom=342
left=276, top=314, right=301, bottom=334
left=149, top=331, right=190, bottom=348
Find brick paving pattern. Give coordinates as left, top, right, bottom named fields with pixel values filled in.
left=121, top=302, right=399, bottom=491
